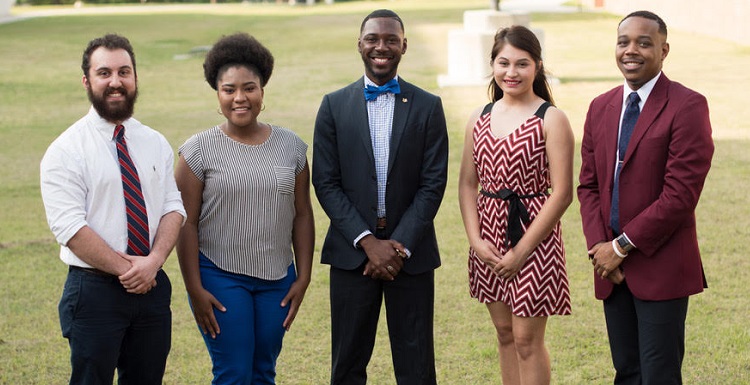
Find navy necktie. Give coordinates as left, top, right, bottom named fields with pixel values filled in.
left=610, top=92, right=641, bottom=234
left=364, top=78, right=400, bottom=101
left=114, top=125, right=150, bottom=256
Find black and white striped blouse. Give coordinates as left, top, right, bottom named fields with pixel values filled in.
left=180, top=125, right=307, bottom=280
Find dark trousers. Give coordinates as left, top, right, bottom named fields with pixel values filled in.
left=603, top=282, right=689, bottom=385
left=329, top=265, right=437, bottom=385
left=59, top=267, right=172, bottom=385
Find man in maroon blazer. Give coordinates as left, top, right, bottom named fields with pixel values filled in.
left=578, top=10, right=713, bottom=385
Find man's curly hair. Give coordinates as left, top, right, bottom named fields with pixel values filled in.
left=203, top=33, right=274, bottom=90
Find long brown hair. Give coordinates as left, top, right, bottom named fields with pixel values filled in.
left=488, top=25, right=554, bottom=105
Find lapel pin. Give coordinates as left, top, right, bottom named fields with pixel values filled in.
left=402, top=98, right=408, bottom=103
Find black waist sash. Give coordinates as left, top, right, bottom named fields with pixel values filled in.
left=480, top=188, right=549, bottom=247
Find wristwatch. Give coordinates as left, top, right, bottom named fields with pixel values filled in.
left=615, top=234, right=635, bottom=253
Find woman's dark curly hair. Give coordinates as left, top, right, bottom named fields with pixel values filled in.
left=203, top=33, right=274, bottom=90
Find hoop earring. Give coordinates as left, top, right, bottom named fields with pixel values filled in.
left=261, top=104, right=266, bottom=112
left=216, top=107, right=222, bottom=115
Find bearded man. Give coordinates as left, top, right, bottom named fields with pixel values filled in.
left=40, top=33, right=185, bottom=385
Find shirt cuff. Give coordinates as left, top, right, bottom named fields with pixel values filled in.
left=353, top=230, right=372, bottom=249
left=354, top=231, right=412, bottom=259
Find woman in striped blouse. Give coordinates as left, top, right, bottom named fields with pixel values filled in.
left=175, top=33, right=314, bottom=385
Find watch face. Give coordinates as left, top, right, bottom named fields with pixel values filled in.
left=617, top=236, right=631, bottom=251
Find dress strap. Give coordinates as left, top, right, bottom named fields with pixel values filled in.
left=481, top=102, right=494, bottom=116
left=534, top=101, right=552, bottom=119
left=485, top=101, right=550, bottom=119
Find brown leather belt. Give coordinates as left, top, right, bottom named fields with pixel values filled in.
left=376, top=217, right=387, bottom=229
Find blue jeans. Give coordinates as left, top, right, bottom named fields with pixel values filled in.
left=59, top=267, right=172, bottom=385
left=194, top=253, right=295, bottom=385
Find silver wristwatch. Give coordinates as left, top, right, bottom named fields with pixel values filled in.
left=615, top=234, right=635, bottom=253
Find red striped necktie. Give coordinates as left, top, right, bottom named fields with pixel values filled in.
left=114, top=125, right=150, bottom=256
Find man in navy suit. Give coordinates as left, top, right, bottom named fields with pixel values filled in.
left=312, top=9, right=448, bottom=385
left=578, top=11, right=713, bottom=384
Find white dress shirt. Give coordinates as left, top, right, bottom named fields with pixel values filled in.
left=40, top=107, right=186, bottom=267
left=612, top=72, right=660, bottom=249
left=616, top=72, right=660, bottom=163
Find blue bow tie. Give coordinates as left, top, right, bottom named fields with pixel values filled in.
left=364, top=79, right=400, bottom=101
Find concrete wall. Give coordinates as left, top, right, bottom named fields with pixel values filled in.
left=580, top=0, right=749, bottom=46
left=1, top=0, right=14, bottom=18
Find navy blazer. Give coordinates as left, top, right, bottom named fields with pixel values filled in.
left=312, top=77, right=449, bottom=275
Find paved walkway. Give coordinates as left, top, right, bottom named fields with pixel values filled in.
left=1, top=4, right=216, bottom=24
left=500, top=0, right=579, bottom=13
left=0, top=0, right=578, bottom=25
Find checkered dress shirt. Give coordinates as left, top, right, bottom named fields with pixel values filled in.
left=365, top=76, right=397, bottom=218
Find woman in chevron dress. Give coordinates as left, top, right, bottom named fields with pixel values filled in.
left=458, top=26, right=574, bottom=385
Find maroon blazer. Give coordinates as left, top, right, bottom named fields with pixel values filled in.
left=578, top=73, right=714, bottom=301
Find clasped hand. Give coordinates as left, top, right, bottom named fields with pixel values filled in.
left=472, top=239, right=524, bottom=280
left=117, top=252, right=161, bottom=294
left=360, top=235, right=406, bottom=281
left=588, top=242, right=625, bottom=284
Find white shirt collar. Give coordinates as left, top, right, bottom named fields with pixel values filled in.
left=86, top=106, right=137, bottom=140
left=623, top=71, right=661, bottom=110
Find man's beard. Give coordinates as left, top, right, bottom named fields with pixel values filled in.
left=87, top=85, right=138, bottom=122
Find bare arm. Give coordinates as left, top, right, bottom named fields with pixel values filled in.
left=66, top=226, right=132, bottom=275
left=282, top=160, right=315, bottom=330
left=458, top=107, right=503, bottom=269
left=174, top=154, right=225, bottom=338
left=118, top=211, right=183, bottom=294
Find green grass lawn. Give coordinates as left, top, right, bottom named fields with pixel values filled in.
left=1, top=1, right=749, bottom=383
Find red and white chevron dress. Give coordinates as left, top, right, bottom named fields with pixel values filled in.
left=468, top=102, right=571, bottom=317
